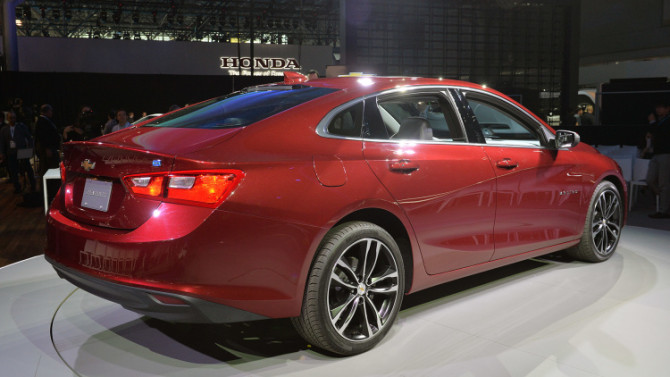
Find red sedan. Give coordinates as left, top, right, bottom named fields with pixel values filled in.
left=45, top=74, right=626, bottom=355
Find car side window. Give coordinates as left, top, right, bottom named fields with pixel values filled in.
left=466, top=97, right=542, bottom=147
left=327, top=102, right=363, bottom=138
left=375, top=94, right=465, bottom=142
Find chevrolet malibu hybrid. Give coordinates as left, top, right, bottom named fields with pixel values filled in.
left=45, top=73, right=626, bottom=355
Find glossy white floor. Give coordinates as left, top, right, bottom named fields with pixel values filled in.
left=1, top=226, right=669, bottom=377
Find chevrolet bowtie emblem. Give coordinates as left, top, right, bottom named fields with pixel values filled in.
left=81, top=159, right=96, bottom=172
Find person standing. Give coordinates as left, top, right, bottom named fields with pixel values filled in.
left=566, top=107, right=582, bottom=126
left=306, top=69, right=319, bottom=80
left=34, top=104, right=61, bottom=178
left=102, top=110, right=118, bottom=135
left=647, top=99, right=670, bottom=218
left=111, top=109, right=132, bottom=132
left=12, top=97, right=34, bottom=131
left=62, top=123, right=84, bottom=143
left=580, top=105, right=595, bottom=125
left=63, top=106, right=101, bottom=142
left=0, top=111, right=36, bottom=193
left=78, top=105, right=101, bottom=140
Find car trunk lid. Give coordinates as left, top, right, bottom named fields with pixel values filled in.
left=61, top=142, right=174, bottom=230
left=59, top=126, right=243, bottom=230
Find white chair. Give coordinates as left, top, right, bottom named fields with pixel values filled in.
left=42, top=168, right=62, bottom=214
left=612, top=157, right=632, bottom=183
left=595, top=145, right=621, bottom=156
left=612, top=157, right=633, bottom=213
left=607, top=147, right=637, bottom=163
left=628, top=158, right=660, bottom=212
left=617, top=145, right=639, bottom=159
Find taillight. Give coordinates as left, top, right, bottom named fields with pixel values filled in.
left=167, top=174, right=236, bottom=204
left=126, top=176, right=164, bottom=197
left=123, top=170, right=244, bottom=208
left=60, top=162, right=66, bottom=184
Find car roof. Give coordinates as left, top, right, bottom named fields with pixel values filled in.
left=250, top=75, right=550, bottom=129
left=257, top=76, right=510, bottom=104
left=304, top=76, right=480, bottom=91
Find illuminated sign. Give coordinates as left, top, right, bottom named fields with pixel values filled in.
left=220, top=57, right=301, bottom=76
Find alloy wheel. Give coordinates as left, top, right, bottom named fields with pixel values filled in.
left=327, top=238, right=400, bottom=342
left=591, top=188, right=622, bottom=257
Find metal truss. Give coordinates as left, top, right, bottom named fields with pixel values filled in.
left=14, top=0, right=339, bottom=45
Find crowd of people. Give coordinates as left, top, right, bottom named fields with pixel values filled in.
left=566, top=104, right=596, bottom=126
left=1, top=94, right=669, bottom=218
left=560, top=98, right=670, bottom=219
left=0, top=98, right=167, bottom=199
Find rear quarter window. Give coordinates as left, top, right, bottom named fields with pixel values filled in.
left=327, top=102, right=363, bottom=137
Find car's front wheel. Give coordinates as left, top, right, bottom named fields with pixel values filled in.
left=291, top=221, right=405, bottom=355
left=566, top=181, right=623, bottom=262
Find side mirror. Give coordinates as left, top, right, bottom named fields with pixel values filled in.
left=552, top=130, right=580, bottom=149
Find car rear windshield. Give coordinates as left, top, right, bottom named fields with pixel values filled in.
left=143, top=86, right=338, bottom=129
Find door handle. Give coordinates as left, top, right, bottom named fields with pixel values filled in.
left=496, top=159, right=518, bottom=170
left=389, top=159, right=419, bottom=173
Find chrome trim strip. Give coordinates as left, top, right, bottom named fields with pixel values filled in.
left=315, top=99, right=365, bottom=141
left=315, top=85, right=462, bottom=140
left=314, top=84, right=559, bottom=150
left=459, top=87, right=556, bottom=143
left=442, top=89, right=469, bottom=143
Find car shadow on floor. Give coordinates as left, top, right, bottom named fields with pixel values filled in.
left=98, top=252, right=578, bottom=364
left=400, top=257, right=557, bottom=310
left=108, top=316, right=310, bottom=363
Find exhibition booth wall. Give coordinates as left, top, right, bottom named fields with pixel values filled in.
left=16, top=37, right=334, bottom=76
left=1, top=37, right=332, bottom=125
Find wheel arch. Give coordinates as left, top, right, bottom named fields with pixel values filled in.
left=601, top=174, right=628, bottom=215
left=335, top=208, right=414, bottom=293
left=580, top=173, right=627, bottom=230
left=566, top=175, right=626, bottom=262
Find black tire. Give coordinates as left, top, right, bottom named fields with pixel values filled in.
left=291, top=221, right=405, bottom=355
left=566, top=181, right=623, bottom=262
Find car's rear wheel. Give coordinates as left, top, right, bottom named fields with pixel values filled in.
left=566, top=181, right=623, bottom=262
left=292, top=221, right=405, bottom=355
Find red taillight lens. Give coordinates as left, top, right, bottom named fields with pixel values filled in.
left=60, top=162, right=66, bottom=184
left=167, top=174, right=238, bottom=204
left=125, top=176, right=165, bottom=197
left=123, top=170, right=243, bottom=208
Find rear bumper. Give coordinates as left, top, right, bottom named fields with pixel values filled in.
left=45, top=198, right=324, bottom=319
left=48, top=256, right=268, bottom=323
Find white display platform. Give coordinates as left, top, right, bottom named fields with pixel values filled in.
left=2, top=226, right=670, bottom=377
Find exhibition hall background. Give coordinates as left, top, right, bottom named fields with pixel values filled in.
left=1, top=0, right=670, bottom=137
